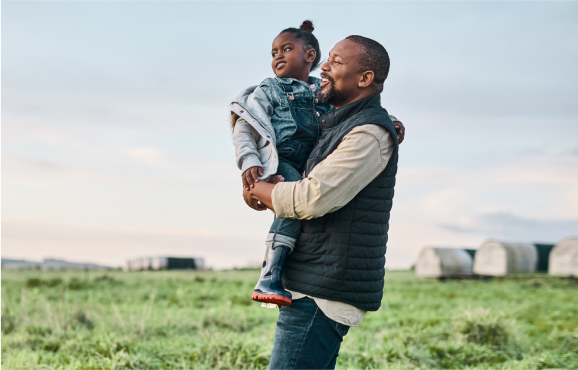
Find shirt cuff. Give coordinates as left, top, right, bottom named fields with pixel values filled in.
left=240, top=154, right=262, bottom=173
left=271, top=181, right=296, bottom=219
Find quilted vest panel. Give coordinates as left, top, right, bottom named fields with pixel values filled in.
left=282, top=95, right=399, bottom=312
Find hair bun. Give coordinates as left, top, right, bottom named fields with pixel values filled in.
left=299, top=20, right=314, bottom=33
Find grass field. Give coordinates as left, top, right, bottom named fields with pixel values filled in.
left=2, top=269, right=577, bottom=369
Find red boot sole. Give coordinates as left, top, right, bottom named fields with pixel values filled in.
left=252, top=292, right=292, bottom=306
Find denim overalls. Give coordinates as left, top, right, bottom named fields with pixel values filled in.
left=259, top=76, right=333, bottom=250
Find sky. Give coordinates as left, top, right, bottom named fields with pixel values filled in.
left=2, top=1, right=578, bottom=269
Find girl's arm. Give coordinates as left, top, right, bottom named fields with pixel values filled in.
left=232, top=117, right=263, bottom=189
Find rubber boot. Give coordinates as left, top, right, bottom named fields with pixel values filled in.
left=252, top=246, right=292, bottom=306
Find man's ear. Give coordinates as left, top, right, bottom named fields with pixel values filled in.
left=305, top=49, right=316, bottom=64
left=358, top=71, right=375, bottom=89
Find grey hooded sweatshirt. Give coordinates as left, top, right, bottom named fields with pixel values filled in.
left=230, top=85, right=279, bottom=181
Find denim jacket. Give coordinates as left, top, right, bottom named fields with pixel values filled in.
left=231, top=76, right=331, bottom=180
left=231, top=76, right=400, bottom=180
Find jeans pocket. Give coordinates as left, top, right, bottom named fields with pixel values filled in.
left=277, top=146, right=295, bottom=158
left=277, top=142, right=303, bottom=165
left=290, top=107, right=315, bottom=127
left=335, top=323, right=350, bottom=337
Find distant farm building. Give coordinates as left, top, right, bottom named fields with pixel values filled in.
left=473, top=240, right=554, bottom=276
left=126, top=257, right=204, bottom=271
left=126, top=257, right=147, bottom=271
left=123, top=260, right=132, bottom=272
left=415, top=247, right=476, bottom=278
left=142, top=257, right=153, bottom=270
left=549, top=237, right=578, bottom=277
left=130, top=258, right=144, bottom=271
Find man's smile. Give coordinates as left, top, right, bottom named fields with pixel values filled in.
left=320, top=73, right=333, bottom=88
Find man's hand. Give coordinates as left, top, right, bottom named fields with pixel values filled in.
left=268, top=175, right=285, bottom=185
left=242, top=166, right=263, bottom=190
left=243, top=186, right=268, bottom=211
left=242, top=180, right=277, bottom=211
left=393, top=121, right=405, bottom=144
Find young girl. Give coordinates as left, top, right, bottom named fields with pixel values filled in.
left=230, top=21, right=401, bottom=306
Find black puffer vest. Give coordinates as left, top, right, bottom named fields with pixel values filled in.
left=282, top=94, right=399, bottom=312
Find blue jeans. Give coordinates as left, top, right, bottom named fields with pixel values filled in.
left=266, top=160, right=303, bottom=251
left=268, top=297, right=350, bottom=370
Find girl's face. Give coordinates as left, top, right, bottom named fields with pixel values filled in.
left=271, top=32, right=315, bottom=80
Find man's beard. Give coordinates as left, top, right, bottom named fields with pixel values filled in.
left=317, top=74, right=351, bottom=107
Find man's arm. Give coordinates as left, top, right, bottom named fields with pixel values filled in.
left=244, top=124, right=394, bottom=219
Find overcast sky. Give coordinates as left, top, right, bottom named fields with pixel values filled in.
left=2, top=1, right=578, bottom=269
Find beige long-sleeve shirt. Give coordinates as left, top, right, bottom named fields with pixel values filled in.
left=271, top=123, right=395, bottom=327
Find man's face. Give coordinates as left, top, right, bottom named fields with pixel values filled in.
left=317, top=39, right=364, bottom=107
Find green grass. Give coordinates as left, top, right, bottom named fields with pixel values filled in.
left=2, top=269, right=577, bottom=369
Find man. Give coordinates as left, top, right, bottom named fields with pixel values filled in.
left=244, top=35, right=402, bottom=369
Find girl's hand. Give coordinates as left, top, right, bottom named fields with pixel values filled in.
left=242, top=166, right=263, bottom=190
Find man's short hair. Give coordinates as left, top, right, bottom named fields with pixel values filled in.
left=346, top=35, right=390, bottom=92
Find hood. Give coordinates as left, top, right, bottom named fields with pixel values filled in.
left=230, top=85, right=258, bottom=132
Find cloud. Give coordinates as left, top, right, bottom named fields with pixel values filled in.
left=122, top=146, right=172, bottom=169
left=1, top=152, right=122, bottom=188
left=387, top=154, right=578, bottom=267
left=6, top=155, right=63, bottom=172
left=440, top=212, right=578, bottom=242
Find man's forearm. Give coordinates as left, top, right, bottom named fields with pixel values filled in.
left=272, top=125, right=393, bottom=220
